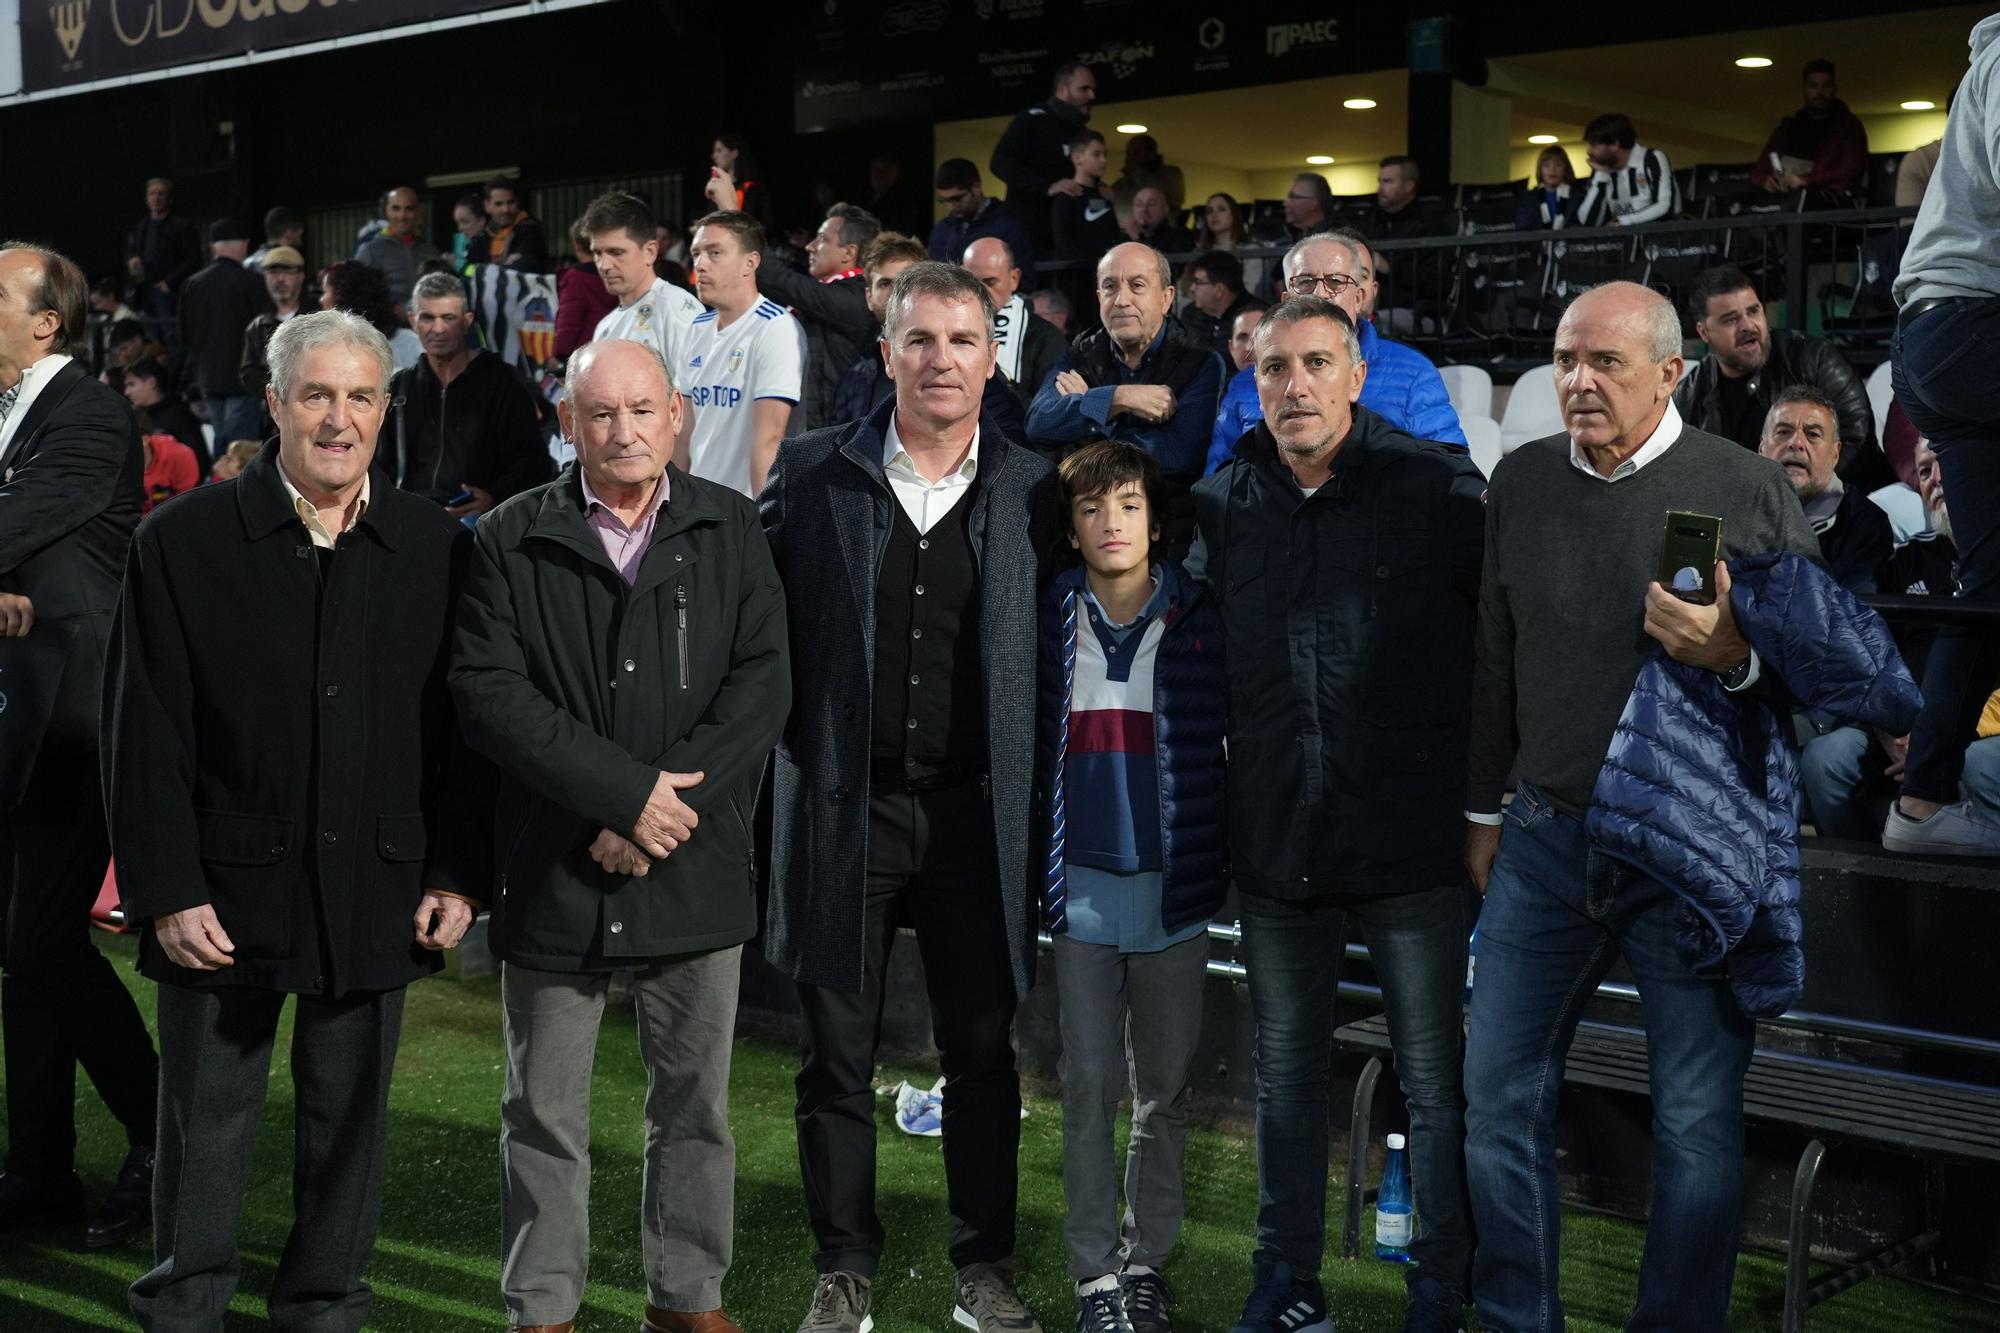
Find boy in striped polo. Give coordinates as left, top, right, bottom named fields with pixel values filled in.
left=1035, top=441, right=1228, bottom=1333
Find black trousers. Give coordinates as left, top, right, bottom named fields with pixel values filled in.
left=794, top=780, right=1021, bottom=1276
left=128, top=983, right=405, bottom=1333
left=0, top=620, right=157, bottom=1179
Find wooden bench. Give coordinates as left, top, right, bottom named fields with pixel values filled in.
left=1333, top=1011, right=2000, bottom=1331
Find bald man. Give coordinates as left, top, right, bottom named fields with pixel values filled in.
left=355, top=185, right=440, bottom=315
left=962, top=236, right=1065, bottom=417
left=1462, top=282, right=1818, bottom=1333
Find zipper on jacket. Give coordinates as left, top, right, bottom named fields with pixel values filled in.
left=676, top=582, right=690, bottom=690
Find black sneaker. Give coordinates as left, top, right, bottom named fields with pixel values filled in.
left=1119, top=1268, right=1173, bottom=1333
left=0, top=1168, right=85, bottom=1230
left=1076, top=1284, right=1133, bottom=1333
left=1228, top=1275, right=1332, bottom=1333
left=83, top=1145, right=155, bottom=1248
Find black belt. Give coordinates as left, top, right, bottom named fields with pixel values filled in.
left=869, top=758, right=986, bottom=793
left=1897, top=296, right=1958, bottom=332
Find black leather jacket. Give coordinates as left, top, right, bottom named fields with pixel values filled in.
left=1673, top=329, right=1885, bottom=488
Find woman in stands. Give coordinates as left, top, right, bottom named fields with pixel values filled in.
left=703, top=131, right=777, bottom=232
left=1191, top=192, right=1267, bottom=299
left=1516, top=146, right=1581, bottom=230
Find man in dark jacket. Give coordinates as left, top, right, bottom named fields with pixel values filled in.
left=0, top=244, right=159, bottom=1247
left=962, top=237, right=1065, bottom=416
left=108, top=310, right=485, bottom=1329
left=928, top=159, right=1040, bottom=290
left=1675, top=265, right=1886, bottom=488
left=1749, top=59, right=1870, bottom=201
left=1463, top=284, right=1819, bottom=1333
left=451, top=337, right=788, bottom=1333
left=1180, top=250, right=1258, bottom=367
left=762, top=262, right=1060, bottom=1333
left=175, top=217, right=270, bottom=445
left=1189, top=297, right=1486, bottom=1333
left=477, top=178, right=550, bottom=273
left=1026, top=243, right=1224, bottom=559
left=378, top=272, right=550, bottom=517
left=238, top=244, right=306, bottom=423
left=990, top=61, right=1096, bottom=252
left=124, top=177, right=201, bottom=346
left=757, top=203, right=880, bottom=431
left=1758, top=385, right=1892, bottom=591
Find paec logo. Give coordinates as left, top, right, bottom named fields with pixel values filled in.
left=1266, top=18, right=1337, bottom=58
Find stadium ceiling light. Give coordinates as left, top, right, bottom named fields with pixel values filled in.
left=1342, top=98, right=1377, bottom=110
left=1306, top=155, right=1336, bottom=165
left=1528, top=134, right=1560, bottom=145
left=1115, top=123, right=1148, bottom=134
left=1735, top=56, right=1774, bottom=68
left=1901, top=100, right=1936, bottom=111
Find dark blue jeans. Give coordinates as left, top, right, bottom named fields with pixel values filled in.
left=1891, top=296, right=2000, bottom=802
left=1240, top=883, right=1473, bottom=1310
left=1463, top=784, right=1754, bottom=1333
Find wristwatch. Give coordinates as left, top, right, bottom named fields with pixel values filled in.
left=1722, top=656, right=1754, bottom=691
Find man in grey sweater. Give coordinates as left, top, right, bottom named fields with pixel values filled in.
left=1460, top=283, right=1817, bottom=1333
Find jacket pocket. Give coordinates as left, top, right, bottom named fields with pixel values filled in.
left=371, top=813, right=429, bottom=955
left=195, top=809, right=294, bottom=960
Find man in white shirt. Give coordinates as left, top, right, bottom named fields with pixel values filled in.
left=585, top=191, right=705, bottom=385
left=679, top=211, right=804, bottom=497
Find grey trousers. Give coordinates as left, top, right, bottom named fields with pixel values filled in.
left=1054, top=930, right=1209, bottom=1280
left=129, top=983, right=405, bottom=1333
left=499, top=948, right=741, bottom=1325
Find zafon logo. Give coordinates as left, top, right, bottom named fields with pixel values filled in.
left=1266, top=18, right=1338, bottom=58
left=51, top=0, right=91, bottom=63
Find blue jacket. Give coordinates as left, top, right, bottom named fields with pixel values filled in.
left=1203, top=320, right=1466, bottom=475
left=1585, top=552, right=1920, bottom=1017
left=1035, top=561, right=1226, bottom=934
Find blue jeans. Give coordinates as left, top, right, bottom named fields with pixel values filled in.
left=204, top=394, right=261, bottom=453
left=1240, top=883, right=1473, bottom=1310
left=1802, top=723, right=2000, bottom=838
left=1463, top=784, right=1755, bottom=1333
left=1891, top=297, right=2000, bottom=801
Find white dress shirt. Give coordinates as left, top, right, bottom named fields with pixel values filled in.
left=883, top=415, right=979, bottom=534
left=0, top=353, right=74, bottom=464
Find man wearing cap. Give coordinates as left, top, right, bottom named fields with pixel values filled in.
left=239, top=245, right=307, bottom=442
left=179, top=218, right=271, bottom=445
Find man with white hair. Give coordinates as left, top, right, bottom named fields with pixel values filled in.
left=109, top=310, right=486, bottom=1329
left=452, top=338, right=789, bottom=1333
left=1462, top=282, right=1818, bottom=1332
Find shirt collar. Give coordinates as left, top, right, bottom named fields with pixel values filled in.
left=1081, top=567, right=1169, bottom=631
left=1567, top=399, right=1682, bottom=482
left=275, top=454, right=371, bottom=549
left=580, top=467, right=672, bottom=523
left=884, top=414, right=980, bottom=482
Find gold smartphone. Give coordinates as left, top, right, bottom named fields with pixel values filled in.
left=1658, top=511, right=1723, bottom=605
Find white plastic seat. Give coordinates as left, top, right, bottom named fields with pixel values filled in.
left=1499, top=366, right=1564, bottom=455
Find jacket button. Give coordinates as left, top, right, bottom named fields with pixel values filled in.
left=843, top=703, right=857, bottom=719
left=1377, top=565, right=1390, bottom=578
left=609, top=921, right=623, bottom=933
left=324, top=685, right=339, bottom=697
left=384, top=843, right=398, bottom=854
left=270, top=844, right=285, bottom=855
left=323, top=829, right=338, bottom=844
left=911, top=627, right=922, bottom=639
left=610, top=678, right=620, bottom=689
left=623, top=659, right=637, bottom=672
left=915, top=584, right=925, bottom=595
left=833, top=785, right=849, bottom=800
left=295, top=546, right=310, bottom=559
left=1416, top=749, right=1429, bottom=762
left=674, top=553, right=684, bottom=561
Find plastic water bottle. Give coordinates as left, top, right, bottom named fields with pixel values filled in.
left=1376, top=1132, right=1414, bottom=1263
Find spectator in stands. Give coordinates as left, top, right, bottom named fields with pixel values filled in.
left=586, top=191, right=706, bottom=387
left=88, top=276, right=139, bottom=324
left=1463, top=283, right=1819, bottom=1333
left=963, top=236, right=1065, bottom=415
left=1578, top=114, right=1679, bottom=225
left=1191, top=295, right=1485, bottom=1333
left=552, top=218, right=616, bottom=370
left=208, top=437, right=259, bottom=482
left=124, top=177, right=201, bottom=348
left=238, top=245, right=305, bottom=433
left=1363, top=156, right=1444, bottom=242
left=177, top=218, right=269, bottom=447
left=1759, top=386, right=1891, bottom=591
left=121, top=359, right=208, bottom=474
left=1208, top=305, right=1267, bottom=471
left=319, top=260, right=421, bottom=372
left=1515, top=146, right=1581, bottom=231
left=703, top=132, right=777, bottom=233
left=1127, top=187, right=1193, bottom=255
left=1180, top=250, right=1256, bottom=365
left=1885, top=13, right=2000, bottom=855
left=244, top=206, right=304, bottom=275
left=112, top=310, right=481, bottom=1331
left=1674, top=265, right=1881, bottom=482
left=1190, top=192, right=1268, bottom=297
left=450, top=193, right=486, bottom=268
left=1257, top=174, right=1333, bottom=252
left=680, top=210, right=804, bottom=496
left=102, top=317, right=160, bottom=378
left=378, top=272, right=549, bottom=517
left=140, top=431, right=199, bottom=512
left=862, top=152, right=919, bottom=237
left=992, top=60, right=1097, bottom=251
left=479, top=178, right=549, bottom=273
left=1028, top=243, right=1224, bottom=558
left=757, top=203, right=879, bottom=431
left=928, top=159, right=1039, bottom=289
left=355, top=186, right=440, bottom=314
left=1750, top=59, right=1870, bottom=202
left=1033, top=287, right=1072, bottom=337
left=1113, top=133, right=1186, bottom=213
left=1053, top=130, right=1122, bottom=267
left=1361, top=157, right=1450, bottom=331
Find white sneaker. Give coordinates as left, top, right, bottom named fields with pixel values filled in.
left=1883, top=798, right=2000, bottom=856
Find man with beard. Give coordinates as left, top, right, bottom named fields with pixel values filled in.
left=1674, top=265, right=1883, bottom=486
left=239, top=245, right=306, bottom=405
left=928, top=160, right=1039, bottom=290
left=1750, top=59, right=1870, bottom=201
left=1757, top=385, right=1891, bottom=591
left=991, top=61, right=1097, bottom=253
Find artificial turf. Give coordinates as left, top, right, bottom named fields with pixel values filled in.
left=0, top=933, right=1991, bottom=1332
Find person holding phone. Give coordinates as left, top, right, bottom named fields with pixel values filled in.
left=1461, top=282, right=1818, bottom=1333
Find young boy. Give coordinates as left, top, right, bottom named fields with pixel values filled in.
left=1052, top=128, right=1122, bottom=267
left=1037, top=440, right=1227, bottom=1333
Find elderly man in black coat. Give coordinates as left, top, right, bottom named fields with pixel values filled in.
left=106, top=310, right=486, bottom=1332
left=0, top=243, right=158, bottom=1247
left=451, top=337, right=789, bottom=1333
left=761, top=262, right=1060, bottom=1333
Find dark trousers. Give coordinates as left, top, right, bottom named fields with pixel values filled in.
left=793, top=780, right=1021, bottom=1276
left=1, top=620, right=157, bottom=1180
left=1892, top=296, right=2000, bottom=801
left=128, top=983, right=405, bottom=1333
